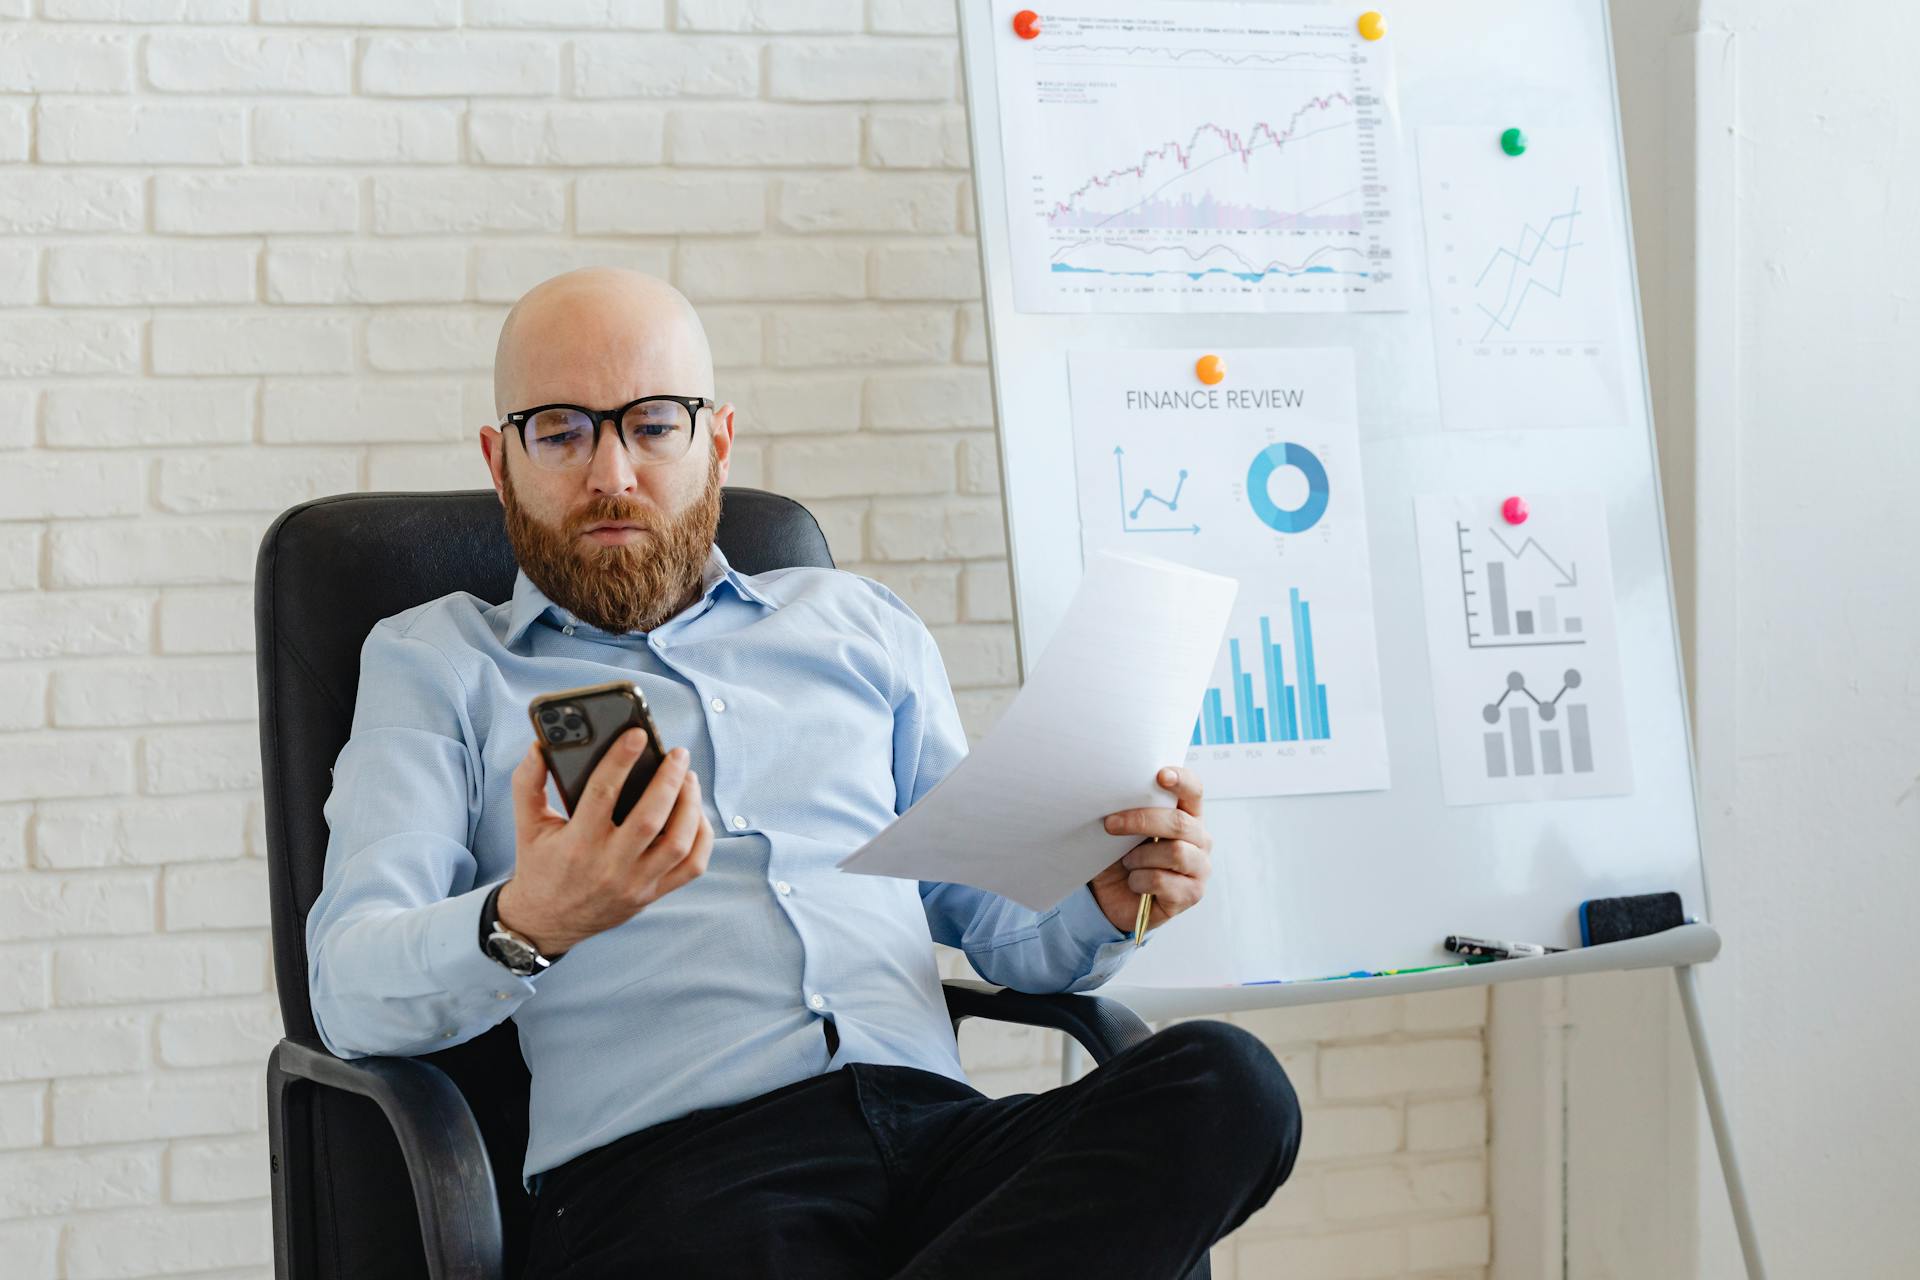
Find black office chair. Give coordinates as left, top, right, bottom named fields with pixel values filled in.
left=256, top=487, right=1204, bottom=1280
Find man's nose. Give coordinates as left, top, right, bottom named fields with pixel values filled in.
left=586, top=422, right=639, bottom=494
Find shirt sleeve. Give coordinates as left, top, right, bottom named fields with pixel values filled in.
left=304, top=616, right=548, bottom=1060
left=862, top=577, right=1151, bottom=995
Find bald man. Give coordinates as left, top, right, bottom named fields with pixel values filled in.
left=306, top=269, right=1301, bottom=1279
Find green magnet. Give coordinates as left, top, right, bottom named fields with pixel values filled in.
left=1500, top=127, right=1528, bottom=156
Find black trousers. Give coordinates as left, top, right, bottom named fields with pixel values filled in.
left=520, top=1018, right=1302, bottom=1279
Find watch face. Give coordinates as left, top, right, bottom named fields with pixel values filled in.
left=489, top=930, right=540, bottom=973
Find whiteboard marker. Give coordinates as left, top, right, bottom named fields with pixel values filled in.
left=1444, top=934, right=1566, bottom=959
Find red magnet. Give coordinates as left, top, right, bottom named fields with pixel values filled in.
left=1012, top=9, right=1041, bottom=39
left=1502, top=495, right=1529, bottom=525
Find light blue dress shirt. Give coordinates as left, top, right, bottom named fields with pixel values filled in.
left=306, top=543, right=1147, bottom=1194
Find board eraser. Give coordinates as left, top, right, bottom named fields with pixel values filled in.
left=1579, top=892, right=1684, bottom=946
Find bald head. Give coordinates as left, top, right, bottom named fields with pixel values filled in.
left=493, top=268, right=715, bottom=419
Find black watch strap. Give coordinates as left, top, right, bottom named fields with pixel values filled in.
left=478, top=879, right=508, bottom=958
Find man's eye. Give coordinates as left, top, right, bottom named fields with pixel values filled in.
left=537, top=429, right=585, bottom=446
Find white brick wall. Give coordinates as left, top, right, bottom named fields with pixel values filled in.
left=0, top=4, right=1491, bottom=1278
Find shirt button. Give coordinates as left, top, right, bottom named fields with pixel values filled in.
left=442, top=1030, right=455, bottom=1038
left=710, top=697, right=726, bottom=713
left=775, top=880, right=792, bottom=896
left=494, top=992, right=509, bottom=999
left=731, top=815, right=747, bottom=830
left=809, top=994, right=826, bottom=1010
left=562, top=624, right=575, bottom=636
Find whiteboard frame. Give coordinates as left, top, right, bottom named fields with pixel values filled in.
left=950, top=10, right=1762, bottom=1265
left=955, top=0, right=1717, bottom=984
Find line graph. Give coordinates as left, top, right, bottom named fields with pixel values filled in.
left=1053, top=237, right=1371, bottom=285
left=1041, top=44, right=1352, bottom=71
left=1050, top=187, right=1360, bottom=232
left=1480, top=669, right=1597, bottom=778
left=1113, top=447, right=1199, bottom=534
left=1486, top=527, right=1578, bottom=585
left=1416, top=126, right=1630, bottom=430
left=996, top=0, right=1407, bottom=313
left=1046, top=100, right=1359, bottom=227
left=1473, top=189, right=1586, bottom=341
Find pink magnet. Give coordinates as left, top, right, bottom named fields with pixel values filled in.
left=1501, top=496, right=1529, bottom=525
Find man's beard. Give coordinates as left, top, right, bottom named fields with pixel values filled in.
left=501, top=445, right=725, bottom=635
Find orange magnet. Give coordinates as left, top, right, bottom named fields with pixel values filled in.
left=1195, top=353, right=1227, bottom=385
left=1012, top=9, right=1041, bottom=39
left=1357, top=10, right=1386, bottom=41
left=1502, top=495, right=1529, bottom=525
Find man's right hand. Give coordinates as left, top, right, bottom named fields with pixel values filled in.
left=498, top=728, right=714, bottom=957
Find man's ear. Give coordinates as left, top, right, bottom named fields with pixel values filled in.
left=711, top=401, right=736, bottom=485
left=479, top=425, right=506, bottom=503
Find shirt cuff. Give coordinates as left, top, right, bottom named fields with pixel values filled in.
left=426, top=880, right=541, bottom=998
left=1054, top=883, right=1151, bottom=993
left=1059, top=881, right=1133, bottom=948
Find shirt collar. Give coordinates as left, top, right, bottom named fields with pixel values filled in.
left=502, top=543, right=776, bottom=647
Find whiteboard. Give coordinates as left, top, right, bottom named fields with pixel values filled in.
left=957, top=0, right=1710, bottom=983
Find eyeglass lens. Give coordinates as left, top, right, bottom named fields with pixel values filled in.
left=523, top=401, right=694, bottom=471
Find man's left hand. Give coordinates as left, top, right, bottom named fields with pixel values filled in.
left=1088, top=766, right=1211, bottom=936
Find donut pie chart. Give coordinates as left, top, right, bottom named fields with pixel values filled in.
left=1246, top=442, right=1330, bottom=533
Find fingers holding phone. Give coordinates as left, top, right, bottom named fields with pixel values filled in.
left=584, top=729, right=716, bottom=910
left=629, top=747, right=714, bottom=902
left=502, top=683, right=715, bottom=956
left=568, top=724, right=669, bottom=830
left=579, top=727, right=714, bottom=887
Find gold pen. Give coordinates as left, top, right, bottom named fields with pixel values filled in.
left=1131, top=835, right=1160, bottom=947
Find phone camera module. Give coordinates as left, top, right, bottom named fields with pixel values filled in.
left=539, top=703, right=593, bottom=745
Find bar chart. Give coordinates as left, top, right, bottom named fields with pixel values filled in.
left=1481, top=669, right=1595, bottom=779
left=1454, top=520, right=1587, bottom=649
left=1191, top=588, right=1331, bottom=746
left=1073, top=347, right=1391, bottom=799
left=1416, top=493, right=1631, bottom=805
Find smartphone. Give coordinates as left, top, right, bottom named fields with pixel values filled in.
left=527, top=680, right=668, bottom=825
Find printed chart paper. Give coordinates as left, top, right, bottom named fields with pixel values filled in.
left=1070, top=347, right=1390, bottom=799
left=1414, top=493, right=1634, bottom=805
left=991, top=0, right=1409, bottom=314
left=1416, top=126, right=1635, bottom=430
left=838, top=551, right=1236, bottom=913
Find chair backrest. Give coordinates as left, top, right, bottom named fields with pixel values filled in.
left=255, top=486, right=834, bottom=1275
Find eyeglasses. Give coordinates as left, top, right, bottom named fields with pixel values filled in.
left=502, top=395, right=714, bottom=473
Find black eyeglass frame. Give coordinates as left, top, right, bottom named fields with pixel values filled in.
left=501, top=394, right=716, bottom=470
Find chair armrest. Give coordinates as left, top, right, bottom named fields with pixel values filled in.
left=940, top=979, right=1154, bottom=1065
left=269, top=1037, right=504, bottom=1280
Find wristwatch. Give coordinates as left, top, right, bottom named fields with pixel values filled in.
left=480, top=879, right=554, bottom=978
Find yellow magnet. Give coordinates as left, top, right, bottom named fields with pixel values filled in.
left=1195, top=354, right=1227, bottom=385
left=1357, top=10, right=1386, bottom=41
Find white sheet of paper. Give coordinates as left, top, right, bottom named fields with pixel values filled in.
left=1415, top=126, right=1633, bottom=430
left=1413, top=492, right=1634, bottom=805
left=990, top=0, right=1411, bottom=315
left=1068, top=346, right=1392, bottom=800
left=837, top=550, right=1238, bottom=912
